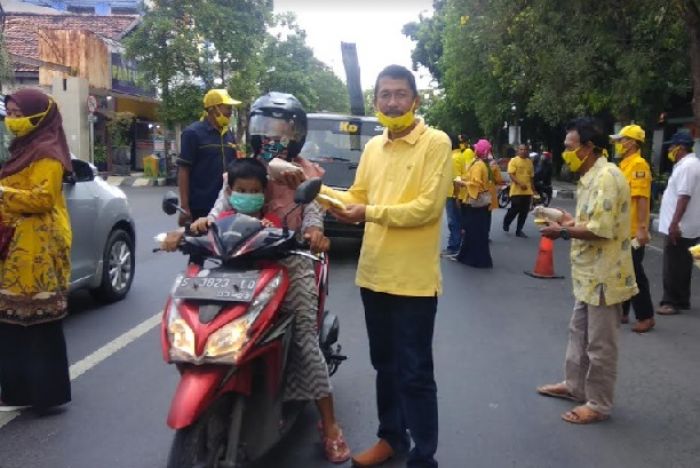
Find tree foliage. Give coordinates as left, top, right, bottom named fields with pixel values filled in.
left=406, top=0, right=693, bottom=141
left=124, top=2, right=348, bottom=133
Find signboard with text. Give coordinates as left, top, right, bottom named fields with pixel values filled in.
left=111, top=53, right=155, bottom=97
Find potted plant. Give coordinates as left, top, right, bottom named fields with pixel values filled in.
left=93, top=143, right=108, bottom=172
left=107, top=112, right=135, bottom=175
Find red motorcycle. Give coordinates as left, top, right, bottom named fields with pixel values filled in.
left=157, top=179, right=345, bottom=468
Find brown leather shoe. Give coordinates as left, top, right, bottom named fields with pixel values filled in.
left=632, top=318, right=655, bottom=333
left=351, top=439, right=394, bottom=467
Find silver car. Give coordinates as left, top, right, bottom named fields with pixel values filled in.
left=65, top=159, right=136, bottom=302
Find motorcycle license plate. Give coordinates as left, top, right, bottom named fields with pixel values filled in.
left=173, top=270, right=260, bottom=302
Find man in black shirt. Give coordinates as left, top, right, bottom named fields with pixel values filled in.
left=176, top=89, right=239, bottom=225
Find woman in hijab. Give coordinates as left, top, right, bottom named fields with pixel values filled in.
left=0, top=88, right=73, bottom=412
left=456, top=139, right=493, bottom=268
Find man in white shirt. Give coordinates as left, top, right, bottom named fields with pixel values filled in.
left=657, top=131, right=700, bottom=315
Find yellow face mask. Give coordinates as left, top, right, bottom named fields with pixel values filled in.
left=376, top=103, right=416, bottom=133
left=668, top=146, right=680, bottom=163
left=614, top=142, right=625, bottom=158
left=562, top=146, right=589, bottom=173
left=4, top=105, right=50, bottom=137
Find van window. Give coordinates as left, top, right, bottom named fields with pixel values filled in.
left=302, top=118, right=383, bottom=163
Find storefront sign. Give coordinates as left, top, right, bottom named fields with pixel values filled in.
left=111, top=53, right=155, bottom=97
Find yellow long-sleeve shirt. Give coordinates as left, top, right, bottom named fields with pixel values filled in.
left=321, top=120, right=452, bottom=296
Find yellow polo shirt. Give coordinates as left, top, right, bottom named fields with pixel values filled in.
left=462, top=159, right=489, bottom=201
left=448, top=149, right=466, bottom=198
left=619, top=151, right=651, bottom=237
left=320, top=119, right=452, bottom=296
left=508, top=156, right=534, bottom=196
left=572, top=157, right=638, bottom=306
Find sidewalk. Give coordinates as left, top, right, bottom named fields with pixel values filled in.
left=103, top=172, right=175, bottom=188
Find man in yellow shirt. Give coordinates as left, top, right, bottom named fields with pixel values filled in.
left=610, top=125, right=655, bottom=333
left=444, top=135, right=466, bottom=256
left=538, top=118, right=637, bottom=424
left=503, top=143, right=534, bottom=237
left=320, top=65, right=451, bottom=468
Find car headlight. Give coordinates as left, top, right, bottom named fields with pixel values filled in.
left=167, top=299, right=196, bottom=361
left=204, top=272, right=283, bottom=362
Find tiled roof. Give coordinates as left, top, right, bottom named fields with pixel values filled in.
left=5, top=13, right=139, bottom=72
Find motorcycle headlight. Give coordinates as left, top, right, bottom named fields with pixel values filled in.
left=167, top=300, right=196, bottom=361
left=204, top=272, right=283, bottom=362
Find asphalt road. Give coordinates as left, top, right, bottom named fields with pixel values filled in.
left=0, top=187, right=699, bottom=468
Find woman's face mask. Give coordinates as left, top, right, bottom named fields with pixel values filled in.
left=229, top=192, right=265, bottom=215
left=4, top=104, right=51, bottom=137
left=260, top=138, right=289, bottom=161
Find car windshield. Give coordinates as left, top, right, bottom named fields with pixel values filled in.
left=302, top=118, right=383, bottom=164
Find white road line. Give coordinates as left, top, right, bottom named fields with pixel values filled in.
left=0, top=312, right=162, bottom=429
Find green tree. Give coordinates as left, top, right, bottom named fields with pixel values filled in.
left=406, top=0, right=691, bottom=143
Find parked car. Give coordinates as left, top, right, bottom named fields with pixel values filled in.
left=0, top=101, right=136, bottom=302
left=302, top=113, right=383, bottom=237
left=64, top=158, right=136, bottom=301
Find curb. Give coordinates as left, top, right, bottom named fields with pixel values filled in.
left=104, top=176, right=173, bottom=187
left=552, top=188, right=575, bottom=200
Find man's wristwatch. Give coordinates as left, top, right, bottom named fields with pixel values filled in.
left=560, top=228, right=571, bottom=241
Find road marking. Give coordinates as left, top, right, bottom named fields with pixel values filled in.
left=0, top=312, right=162, bottom=429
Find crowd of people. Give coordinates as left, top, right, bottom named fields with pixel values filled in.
left=0, top=64, right=697, bottom=468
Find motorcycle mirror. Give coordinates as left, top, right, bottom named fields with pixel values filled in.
left=162, top=191, right=180, bottom=216
left=294, top=178, right=322, bottom=205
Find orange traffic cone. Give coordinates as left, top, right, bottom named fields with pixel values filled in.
left=524, top=235, right=564, bottom=279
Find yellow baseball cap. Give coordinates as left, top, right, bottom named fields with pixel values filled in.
left=610, top=124, right=645, bottom=143
left=203, top=89, right=241, bottom=108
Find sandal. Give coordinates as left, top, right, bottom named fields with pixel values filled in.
left=536, top=383, right=583, bottom=402
left=561, top=405, right=609, bottom=424
left=322, top=428, right=351, bottom=464
left=657, top=304, right=679, bottom=315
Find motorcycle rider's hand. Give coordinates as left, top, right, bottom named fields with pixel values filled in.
left=161, top=229, right=185, bottom=252
left=330, top=204, right=366, bottom=224
left=304, top=227, right=330, bottom=253
left=279, top=170, right=306, bottom=190
left=178, top=210, right=192, bottom=227
left=635, top=226, right=650, bottom=246
left=191, top=217, right=210, bottom=234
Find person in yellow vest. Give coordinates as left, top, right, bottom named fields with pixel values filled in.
left=503, top=143, right=535, bottom=237
left=455, top=139, right=493, bottom=268
left=443, top=135, right=466, bottom=256
left=610, top=124, right=655, bottom=333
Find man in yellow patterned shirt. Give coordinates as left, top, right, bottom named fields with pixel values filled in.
left=610, top=124, right=655, bottom=333
left=537, top=118, right=637, bottom=425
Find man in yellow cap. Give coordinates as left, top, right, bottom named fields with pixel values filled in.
left=176, top=89, right=240, bottom=225
left=610, top=124, right=655, bottom=333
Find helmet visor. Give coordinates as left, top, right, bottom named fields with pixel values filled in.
left=249, top=113, right=305, bottom=141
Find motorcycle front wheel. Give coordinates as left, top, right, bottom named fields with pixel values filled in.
left=167, top=395, right=249, bottom=468
left=498, top=189, right=510, bottom=208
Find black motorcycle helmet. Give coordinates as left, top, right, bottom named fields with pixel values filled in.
left=249, top=92, right=307, bottom=161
